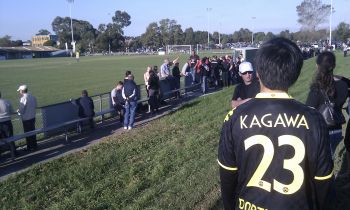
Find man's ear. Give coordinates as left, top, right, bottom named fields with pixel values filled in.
left=256, top=71, right=260, bottom=79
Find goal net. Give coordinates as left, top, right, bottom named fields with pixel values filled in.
left=166, top=45, right=192, bottom=55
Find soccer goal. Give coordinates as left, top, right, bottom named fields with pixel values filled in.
left=166, top=45, right=192, bottom=55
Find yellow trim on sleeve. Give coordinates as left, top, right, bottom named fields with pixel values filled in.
left=224, top=108, right=236, bottom=122
left=217, top=159, right=238, bottom=171
left=314, top=170, right=334, bottom=180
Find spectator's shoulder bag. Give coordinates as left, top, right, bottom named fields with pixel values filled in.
left=318, top=90, right=345, bottom=127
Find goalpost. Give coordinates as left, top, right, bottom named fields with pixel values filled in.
left=166, top=45, right=192, bottom=55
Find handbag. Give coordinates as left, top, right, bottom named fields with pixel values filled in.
left=318, top=90, right=346, bottom=127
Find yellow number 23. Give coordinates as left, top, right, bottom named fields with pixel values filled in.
left=244, top=135, right=305, bottom=195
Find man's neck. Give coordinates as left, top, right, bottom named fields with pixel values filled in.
left=260, top=83, right=288, bottom=93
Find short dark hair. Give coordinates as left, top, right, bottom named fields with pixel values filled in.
left=82, top=89, right=88, bottom=96
left=255, top=37, right=303, bottom=91
left=125, top=70, right=132, bottom=77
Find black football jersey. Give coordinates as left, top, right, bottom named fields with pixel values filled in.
left=218, top=92, right=333, bottom=210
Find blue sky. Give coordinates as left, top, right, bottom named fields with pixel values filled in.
left=0, top=0, right=349, bottom=41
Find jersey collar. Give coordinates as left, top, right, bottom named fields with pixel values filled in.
left=255, top=92, right=292, bottom=99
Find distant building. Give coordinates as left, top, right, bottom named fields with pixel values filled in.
left=32, top=35, right=58, bottom=47
left=0, top=46, right=60, bottom=60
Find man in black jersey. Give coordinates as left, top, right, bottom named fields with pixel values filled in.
left=231, top=61, right=260, bottom=109
left=218, top=37, right=333, bottom=210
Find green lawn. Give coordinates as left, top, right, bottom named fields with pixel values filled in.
left=0, top=52, right=349, bottom=209
left=0, top=54, right=190, bottom=107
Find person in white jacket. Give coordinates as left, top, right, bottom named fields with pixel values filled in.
left=17, top=85, right=37, bottom=151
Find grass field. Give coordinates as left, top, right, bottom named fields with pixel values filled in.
left=0, top=52, right=349, bottom=209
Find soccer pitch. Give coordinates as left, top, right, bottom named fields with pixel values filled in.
left=0, top=54, right=190, bottom=107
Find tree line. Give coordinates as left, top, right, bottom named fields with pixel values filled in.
left=1, top=0, right=349, bottom=52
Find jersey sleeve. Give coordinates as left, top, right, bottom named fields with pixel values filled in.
left=310, top=112, right=334, bottom=209
left=313, top=114, right=334, bottom=180
left=218, top=111, right=238, bottom=171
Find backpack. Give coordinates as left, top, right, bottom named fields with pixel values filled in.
left=318, top=90, right=345, bottom=127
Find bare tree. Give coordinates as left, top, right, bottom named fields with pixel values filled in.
left=296, top=0, right=332, bottom=31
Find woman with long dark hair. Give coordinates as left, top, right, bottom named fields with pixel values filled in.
left=306, top=51, right=348, bottom=158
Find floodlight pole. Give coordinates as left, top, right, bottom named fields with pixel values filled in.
left=206, top=8, right=212, bottom=50
left=68, top=0, right=75, bottom=54
left=251, top=17, right=256, bottom=45
left=329, top=0, right=332, bottom=47
left=108, top=13, right=111, bottom=55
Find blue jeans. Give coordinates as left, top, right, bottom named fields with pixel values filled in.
left=201, top=76, right=208, bottom=93
left=124, top=101, right=137, bottom=128
left=329, top=129, right=343, bottom=159
left=190, top=67, right=196, bottom=82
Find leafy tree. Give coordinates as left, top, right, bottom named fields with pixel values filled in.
left=0, top=35, right=12, bottom=47
left=264, top=32, right=276, bottom=41
left=172, top=24, right=183, bottom=45
left=334, top=22, right=350, bottom=42
left=36, top=29, right=51, bottom=35
left=232, top=28, right=251, bottom=42
left=140, top=22, right=162, bottom=49
left=296, top=0, right=331, bottom=31
left=279, top=30, right=293, bottom=40
left=254, top=32, right=266, bottom=43
left=43, top=40, right=56, bottom=46
left=111, top=10, right=131, bottom=35
left=52, top=16, right=97, bottom=52
left=184, top=27, right=194, bottom=45
left=193, top=31, right=208, bottom=45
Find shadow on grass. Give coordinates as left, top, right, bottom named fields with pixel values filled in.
left=208, top=198, right=223, bottom=210
left=176, top=100, right=201, bottom=111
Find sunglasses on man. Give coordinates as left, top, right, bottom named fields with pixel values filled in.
left=241, top=71, right=253, bottom=75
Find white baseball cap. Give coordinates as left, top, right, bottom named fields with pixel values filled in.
left=17, top=84, right=27, bottom=92
left=239, top=62, right=254, bottom=73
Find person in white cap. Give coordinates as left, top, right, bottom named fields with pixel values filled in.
left=17, top=85, right=38, bottom=151
left=231, top=61, right=260, bottom=109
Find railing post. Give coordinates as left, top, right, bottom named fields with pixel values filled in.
left=99, top=94, right=103, bottom=122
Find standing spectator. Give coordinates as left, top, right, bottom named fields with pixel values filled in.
left=218, top=37, right=333, bottom=210
left=306, top=51, right=348, bottom=158
left=189, top=50, right=200, bottom=83
left=144, top=66, right=152, bottom=93
left=231, top=62, right=260, bottom=109
left=343, top=44, right=348, bottom=57
left=172, top=61, right=181, bottom=98
left=160, top=59, right=171, bottom=79
left=148, top=70, right=160, bottom=114
left=17, top=85, right=37, bottom=151
left=75, top=90, right=95, bottom=130
left=153, top=65, right=159, bottom=77
left=221, top=57, right=230, bottom=87
left=210, top=56, right=219, bottom=87
left=111, top=81, right=125, bottom=123
left=0, top=92, right=16, bottom=155
left=122, top=74, right=138, bottom=130
left=76, top=51, right=80, bottom=62
left=199, top=57, right=210, bottom=94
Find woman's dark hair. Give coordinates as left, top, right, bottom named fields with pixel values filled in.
left=310, top=51, right=336, bottom=97
left=125, top=70, right=132, bottom=77
left=255, top=37, right=304, bottom=91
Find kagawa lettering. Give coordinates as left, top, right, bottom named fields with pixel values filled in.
left=240, top=113, right=309, bottom=130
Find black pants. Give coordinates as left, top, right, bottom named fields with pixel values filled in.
left=148, top=89, right=159, bottom=112
left=22, top=118, right=37, bottom=149
left=345, top=120, right=350, bottom=152
left=0, top=120, right=15, bottom=153
left=114, top=104, right=125, bottom=122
